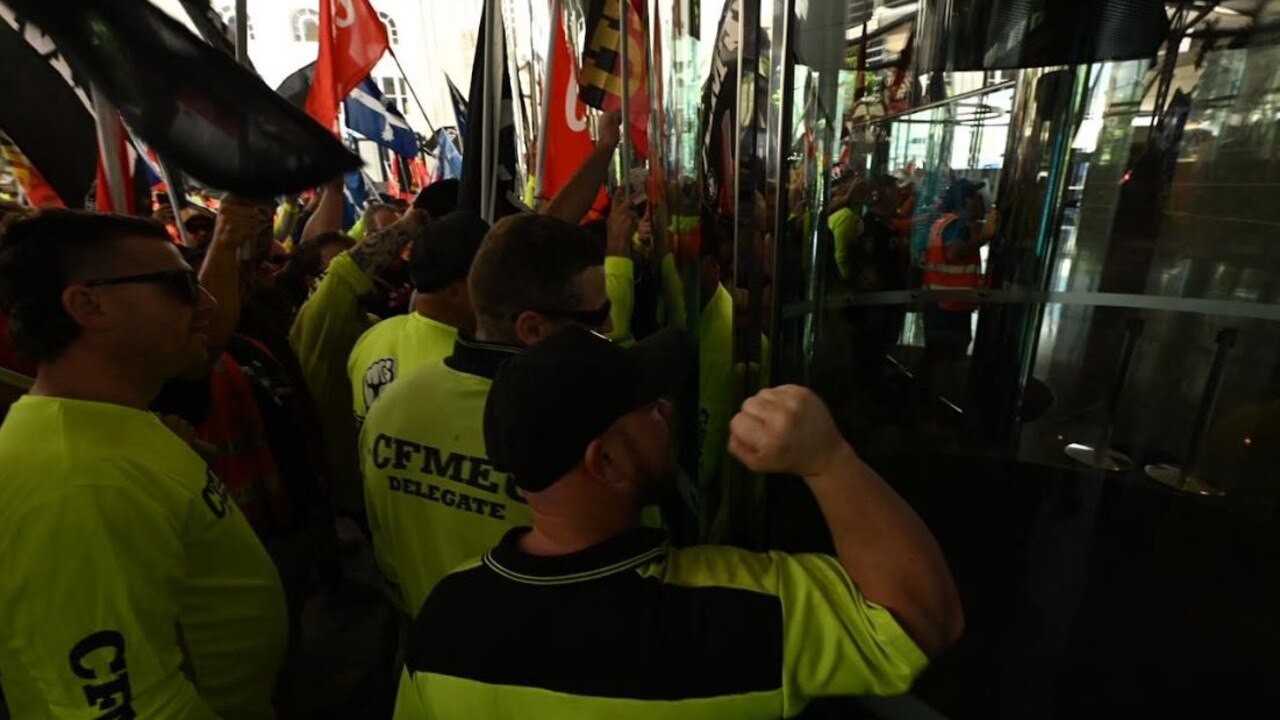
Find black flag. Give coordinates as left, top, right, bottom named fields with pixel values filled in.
left=458, top=8, right=523, bottom=221
left=1, top=0, right=359, bottom=198
left=445, top=75, right=469, bottom=144
left=0, top=5, right=97, bottom=206
left=276, top=62, right=317, bottom=109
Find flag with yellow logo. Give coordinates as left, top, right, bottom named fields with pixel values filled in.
left=578, top=0, right=649, bottom=159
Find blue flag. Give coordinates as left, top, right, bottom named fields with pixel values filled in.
left=342, top=169, right=373, bottom=230
left=344, top=77, right=418, bottom=159
left=434, top=128, right=462, bottom=180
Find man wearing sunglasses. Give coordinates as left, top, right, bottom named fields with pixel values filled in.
left=0, top=210, right=287, bottom=719
left=360, top=209, right=632, bottom=617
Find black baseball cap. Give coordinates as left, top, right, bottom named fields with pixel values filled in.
left=484, top=325, right=694, bottom=493
left=410, top=211, right=489, bottom=292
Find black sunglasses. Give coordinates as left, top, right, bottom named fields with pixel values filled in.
left=514, top=300, right=612, bottom=328
left=83, top=269, right=202, bottom=305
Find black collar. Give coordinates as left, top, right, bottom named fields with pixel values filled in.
left=484, top=527, right=669, bottom=585
left=444, top=331, right=522, bottom=380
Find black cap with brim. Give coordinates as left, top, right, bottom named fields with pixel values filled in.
left=483, top=326, right=694, bottom=493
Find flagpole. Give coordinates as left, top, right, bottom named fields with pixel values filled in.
left=91, top=87, right=129, bottom=213
left=481, top=0, right=498, bottom=221
left=157, top=160, right=192, bottom=247
left=388, top=48, right=437, bottom=137
left=234, top=0, right=249, bottom=66
left=533, top=0, right=562, bottom=207
left=618, top=0, right=632, bottom=182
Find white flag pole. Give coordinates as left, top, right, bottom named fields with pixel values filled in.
left=618, top=0, right=631, bottom=181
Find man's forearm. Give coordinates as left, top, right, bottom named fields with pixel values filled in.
left=805, top=444, right=963, bottom=657
left=198, top=239, right=241, bottom=352
left=347, top=212, right=425, bottom=279
left=301, top=181, right=344, bottom=244
left=543, top=142, right=617, bottom=223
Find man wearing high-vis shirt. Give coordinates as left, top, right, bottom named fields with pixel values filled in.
left=395, top=325, right=963, bottom=719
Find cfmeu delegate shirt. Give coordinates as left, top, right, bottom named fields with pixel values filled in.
left=394, top=527, right=927, bottom=719
left=348, top=312, right=459, bottom=425
left=360, top=334, right=534, bottom=616
left=0, top=396, right=287, bottom=719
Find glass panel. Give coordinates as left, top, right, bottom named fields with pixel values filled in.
left=761, top=0, right=1280, bottom=715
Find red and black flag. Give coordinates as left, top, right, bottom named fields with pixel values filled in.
left=578, top=0, right=650, bottom=159
left=0, top=0, right=359, bottom=199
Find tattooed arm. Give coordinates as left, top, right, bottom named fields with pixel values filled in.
left=288, top=207, right=429, bottom=514
left=347, top=208, right=428, bottom=278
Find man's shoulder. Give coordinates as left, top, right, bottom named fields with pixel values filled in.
left=363, top=359, right=485, bottom=425
left=0, top=453, right=191, bottom=539
left=352, top=314, right=413, bottom=357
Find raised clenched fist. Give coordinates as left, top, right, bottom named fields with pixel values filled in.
left=728, top=385, right=852, bottom=479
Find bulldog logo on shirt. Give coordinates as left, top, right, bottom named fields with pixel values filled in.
left=363, top=357, right=397, bottom=411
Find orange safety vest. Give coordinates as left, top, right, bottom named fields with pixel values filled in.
left=197, top=351, right=290, bottom=535
left=924, top=213, right=984, bottom=312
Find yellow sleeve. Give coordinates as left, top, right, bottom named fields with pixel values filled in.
left=604, top=256, right=635, bottom=347
left=656, top=547, right=927, bottom=714
left=392, top=666, right=431, bottom=720
left=659, top=253, right=687, bottom=330
left=829, top=209, right=861, bottom=281
left=4, top=482, right=220, bottom=719
left=776, top=553, right=927, bottom=713
left=348, top=215, right=368, bottom=242
left=290, top=252, right=375, bottom=513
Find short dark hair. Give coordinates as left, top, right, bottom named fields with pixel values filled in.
left=292, top=231, right=355, bottom=278
left=411, top=211, right=489, bottom=293
left=411, top=179, right=460, bottom=218
left=0, top=209, right=171, bottom=362
left=468, top=214, right=604, bottom=337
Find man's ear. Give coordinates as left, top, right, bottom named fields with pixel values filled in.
left=514, top=310, right=549, bottom=347
left=62, top=285, right=111, bottom=331
left=583, top=437, right=610, bottom=482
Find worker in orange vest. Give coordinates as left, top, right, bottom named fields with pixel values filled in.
left=918, top=179, right=997, bottom=411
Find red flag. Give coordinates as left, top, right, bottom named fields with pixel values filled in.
left=93, top=103, right=137, bottom=214
left=541, top=14, right=608, bottom=214
left=304, top=0, right=389, bottom=131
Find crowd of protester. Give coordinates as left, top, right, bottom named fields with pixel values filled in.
left=0, top=112, right=963, bottom=719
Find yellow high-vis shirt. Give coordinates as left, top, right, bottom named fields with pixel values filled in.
left=604, top=255, right=636, bottom=347
left=348, top=312, right=460, bottom=425
left=360, top=335, right=533, bottom=616
left=290, top=251, right=376, bottom=514
left=0, top=396, right=287, bottom=720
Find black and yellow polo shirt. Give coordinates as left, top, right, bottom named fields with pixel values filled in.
left=393, top=527, right=927, bottom=719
